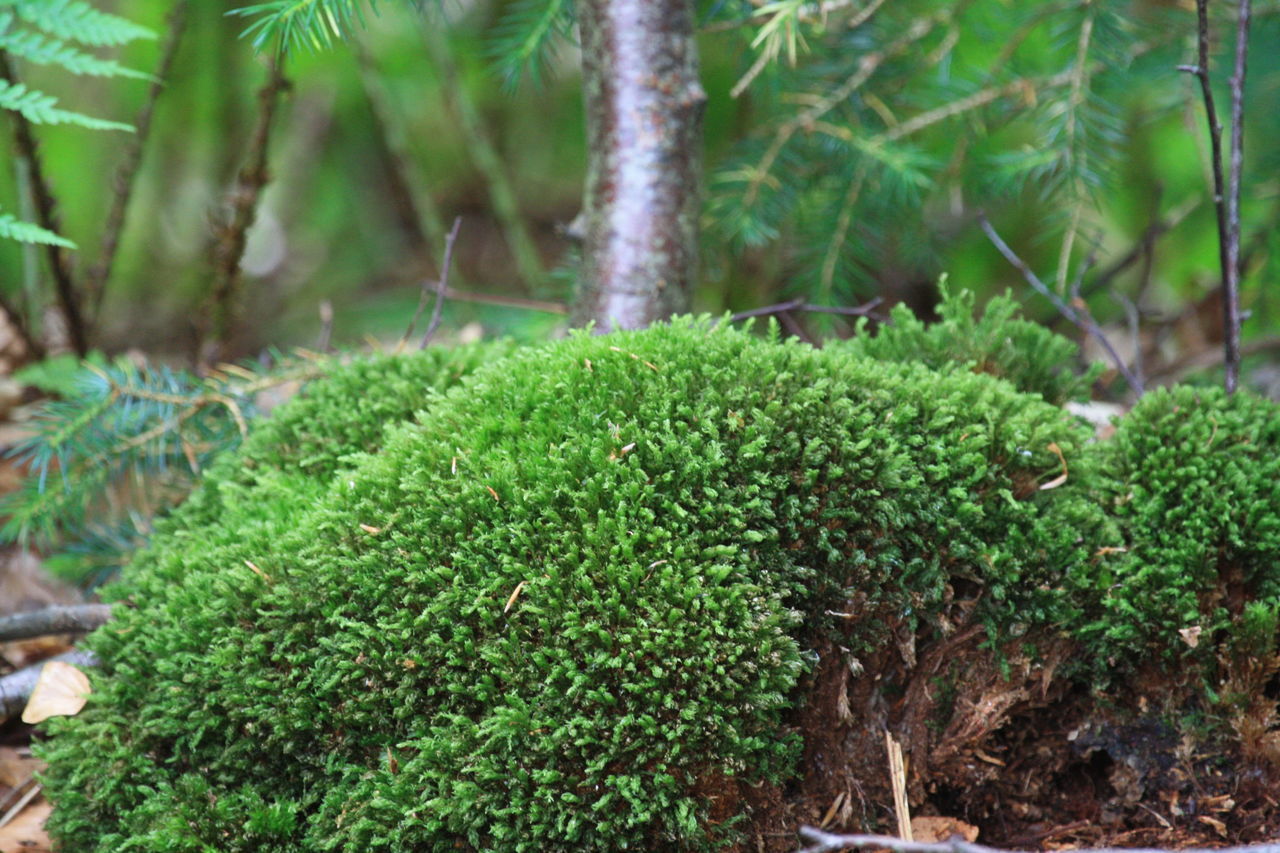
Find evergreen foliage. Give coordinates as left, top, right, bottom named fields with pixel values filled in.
left=39, top=320, right=1100, bottom=850
left=0, top=0, right=151, bottom=246
left=1079, top=385, right=1280, bottom=674
left=837, top=280, right=1103, bottom=405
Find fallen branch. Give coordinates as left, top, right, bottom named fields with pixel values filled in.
left=0, top=604, right=113, bottom=642
left=422, top=218, right=462, bottom=349
left=795, top=826, right=1280, bottom=853
left=0, top=649, right=97, bottom=722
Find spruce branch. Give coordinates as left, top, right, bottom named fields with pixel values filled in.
left=0, top=50, right=88, bottom=355
left=85, top=0, right=191, bottom=321
left=203, top=57, right=290, bottom=365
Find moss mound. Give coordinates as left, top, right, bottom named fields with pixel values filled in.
left=838, top=279, right=1103, bottom=404
left=1081, top=384, right=1280, bottom=676
left=40, top=319, right=1107, bottom=851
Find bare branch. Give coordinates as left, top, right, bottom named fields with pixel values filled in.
left=978, top=213, right=1144, bottom=394
left=0, top=604, right=113, bottom=642
left=1180, top=1, right=1234, bottom=392
left=203, top=58, right=290, bottom=366
left=1222, top=0, right=1251, bottom=392
left=421, top=218, right=463, bottom=349
left=729, top=297, right=883, bottom=323
left=795, top=826, right=1280, bottom=853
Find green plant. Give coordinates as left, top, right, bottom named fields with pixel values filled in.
left=1077, top=384, right=1280, bottom=674
left=39, top=320, right=1097, bottom=850
left=837, top=279, right=1103, bottom=405
left=0, top=0, right=151, bottom=246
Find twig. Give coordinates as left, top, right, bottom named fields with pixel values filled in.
left=0, top=288, right=42, bottom=358
left=85, top=0, right=191, bottom=321
left=439, top=287, right=568, bottom=315
left=0, top=649, right=98, bottom=722
left=1178, top=1, right=1234, bottom=392
left=1222, top=0, right=1251, bottom=392
left=978, top=213, right=1144, bottom=394
left=729, top=297, right=883, bottom=323
left=315, top=300, right=333, bottom=352
left=0, top=52, right=88, bottom=355
left=795, top=826, right=1280, bottom=853
left=421, top=217, right=462, bottom=349
left=203, top=57, right=290, bottom=366
left=0, top=604, right=113, bottom=642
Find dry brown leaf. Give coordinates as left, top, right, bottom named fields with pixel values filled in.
left=911, top=815, right=979, bottom=843
left=0, top=797, right=51, bottom=852
left=0, top=748, right=41, bottom=788
left=22, top=661, right=90, bottom=724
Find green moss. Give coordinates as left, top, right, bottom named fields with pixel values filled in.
left=1078, top=384, right=1280, bottom=672
left=837, top=278, right=1104, bottom=405
left=39, top=320, right=1099, bottom=851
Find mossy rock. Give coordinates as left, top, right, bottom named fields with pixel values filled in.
left=36, top=318, right=1280, bottom=849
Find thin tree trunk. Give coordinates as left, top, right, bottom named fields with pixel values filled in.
left=573, top=0, right=704, bottom=332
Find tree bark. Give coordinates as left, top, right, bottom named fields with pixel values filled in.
left=572, top=0, right=705, bottom=332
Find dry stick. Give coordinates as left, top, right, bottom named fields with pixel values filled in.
left=0, top=52, right=87, bottom=356
left=420, top=21, right=545, bottom=292
left=421, top=218, right=463, bottom=349
left=795, top=827, right=1280, bottom=853
left=1222, top=0, right=1251, bottom=393
left=0, top=604, right=114, bottom=642
left=204, top=58, right=289, bottom=366
left=85, top=0, right=191, bottom=321
left=729, top=297, right=883, bottom=323
left=978, top=213, right=1144, bottom=394
left=403, top=217, right=460, bottom=345
left=1178, top=1, right=1236, bottom=392
left=438, top=287, right=568, bottom=315
left=0, top=288, right=41, bottom=358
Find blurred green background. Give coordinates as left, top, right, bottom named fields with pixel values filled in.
left=0, top=0, right=1276, bottom=392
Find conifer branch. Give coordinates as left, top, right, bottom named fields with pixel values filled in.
left=204, top=57, right=289, bottom=366
left=85, top=0, right=191, bottom=321
left=0, top=50, right=87, bottom=355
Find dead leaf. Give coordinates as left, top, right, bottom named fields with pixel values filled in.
left=22, top=661, right=90, bottom=724
left=911, top=815, right=979, bottom=843
left=1178, top=626, right=1202, bottom=649
left=0, top=797, right=51, bottom=852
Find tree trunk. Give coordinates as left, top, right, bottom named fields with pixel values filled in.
left=572, top=0, right=705, bottom=332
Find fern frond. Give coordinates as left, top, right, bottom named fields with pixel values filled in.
left=0, top=17, right=151, bottom=79
left=0, top=78, right=133, bottom=129
left=0, top=209, right=75, bottom=247
left=6, top=0, right=153, bottom=47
